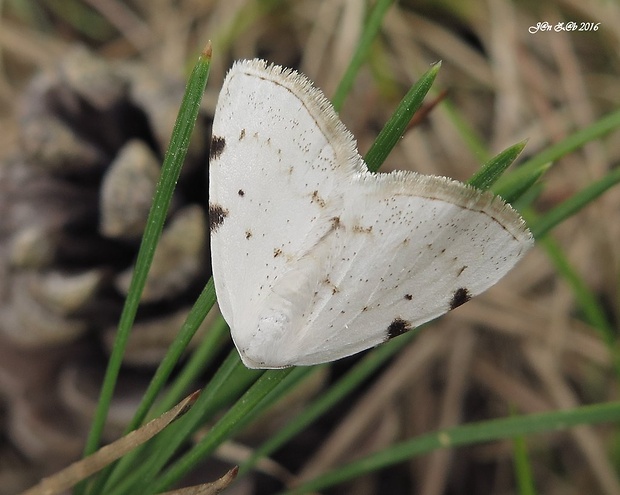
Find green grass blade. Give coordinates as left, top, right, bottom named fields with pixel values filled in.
left=439, top=99, right=490, bottom=160
left=78, top=43, right=213, bottom=495
left=364, top=62, right=441, bottom=173
left=494, top=109, right=620, bottom=191
left=154, top=314, right=230, bottom=416
left=331, top=0, right=395, bottom=112
left=79, top=41, right=212, bottom=462
left=468, top=140, right=527, bottom=191
left=530, top=167, right=620, bottom=239
left=129, top=278, right=218, bottom=431
left=493, top=164, right=549, bottom=204
left=513, top=435, right=537, bottom=495
left=283, top=401, right=620, bottom=495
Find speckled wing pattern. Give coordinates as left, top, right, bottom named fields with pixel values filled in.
left=209, top=59, right=533, bottom=369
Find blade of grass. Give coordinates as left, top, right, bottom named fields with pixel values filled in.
left=282, top=401, right=620, bottom=495
left=529, top=167, right=620, bottom=239
left=128, top=278, right=218, bottom=432
left=493, top=164, right=549, bottom=204
left=78, top=42, right=213, bottom=495
left=364, top=62, right=441, bottom=172
left=494, top=109, right=620, bottom=191
left=513, top=435, right=537, bottom=495
left=439, top=98, right=490, bottom=160
left=331, top=0, right=395, bottom=112
left=154, top=315, right=230, bottom=416
left=468, top=140, right=527, bottom=191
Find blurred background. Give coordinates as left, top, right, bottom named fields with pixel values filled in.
left=0, top=0, right=619, bottom=494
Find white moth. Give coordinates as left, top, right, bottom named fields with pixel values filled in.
left=209, top=59, right=533, bottom=369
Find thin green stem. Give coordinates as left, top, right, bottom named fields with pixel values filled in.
left=282, top=401, right=620, bottom=494
left=495, top=109, right=620, bottom=191
left=364, top=62, right=440, bottom=172
left=77, top=44, right=212, bottom=495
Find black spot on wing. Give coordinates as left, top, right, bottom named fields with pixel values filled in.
left=238, top=189, right=245, bottom=197
left=386, top=317, right=412, bottom=340
left=208, top=203, right=228, bottom=233
left=450, top=288, right=471, bottom=310
left=209, top=135, right=226, bottom=160
left=239, top=129, right=246, bottom=140
left=404, top=294, right=413, bottom=300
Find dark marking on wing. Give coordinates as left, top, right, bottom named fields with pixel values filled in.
left=387, top=317, right=412, bottom=340
left=245, top=230, right=252, bottom=240
left=352, top=225, right=373, bottom=234
left=404, top=294, right=413, bottom=300
left=457, top=265, right=467, bottom=277
left=238, top=189, right=245, bottom=197
left=321, top=277, right=339, bottom=294
left=311, top=190, right=326, bottom=207
left=450, top=288, right=471, bottom=310
left=274, top=248, right=282, bottom=258
left=208, top=203, right=228, bottom=233
left=209, top=135, right=226, bottom=160
left=239, top=129, right=246, bottom=140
